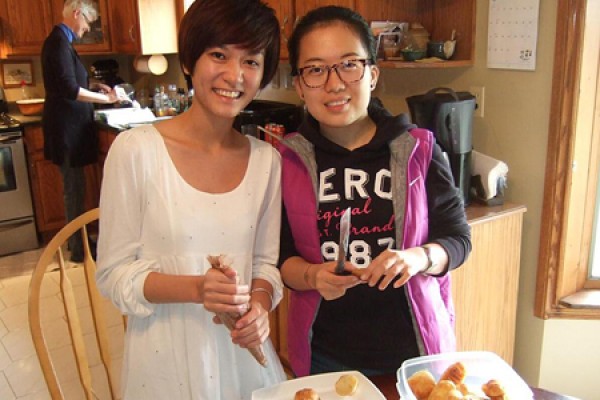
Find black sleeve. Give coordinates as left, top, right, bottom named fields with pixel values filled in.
left=277, top=203, right=300, bottom=269
left=426, top=143, right=472, bottom=271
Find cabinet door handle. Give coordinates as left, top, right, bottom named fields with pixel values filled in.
left=129, top=25, right=136, bottom=42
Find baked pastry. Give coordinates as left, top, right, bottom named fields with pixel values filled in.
left=439, top=361, right=467, bottom=385
left=482, top=379, right=507, bottom=399
left=428, top=380, right=458, bottom=400
left=407, top=369, right=436, bottom=399
left=447, top=388, right=465, bottom=399
left=294, top=388, right=320, bottom=400
left=334, top=374, right=359, bottom=396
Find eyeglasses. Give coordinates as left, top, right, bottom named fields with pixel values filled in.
left=297, top=59, right=371, bottom=89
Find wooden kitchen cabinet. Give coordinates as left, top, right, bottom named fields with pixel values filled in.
left=108, top=0, right=177, bottom=55
left=263, top=0, right=295, bottom=60
left=451, top=204, right=526, bottom=365
left=98, top=126, right=117, bottom=168
left=357, top=0, right=476, bottom=68
left=295, top=0, right=475, bottom=67
left=23, top=124, right=100, bottom=242
left=0, top=0, right=112, bottom=56
left=50, top=0, right=112, bottom=54
left=173, top=0, right=475, bottom=67
left=0, top=0, right=53, bottom=56
left=269, top=204, right=526, bottom=370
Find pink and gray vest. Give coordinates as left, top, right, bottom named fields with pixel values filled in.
left=278, top=128, right=456, bottom=377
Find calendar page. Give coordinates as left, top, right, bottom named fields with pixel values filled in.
left=487, top=0, right=540, bottom=70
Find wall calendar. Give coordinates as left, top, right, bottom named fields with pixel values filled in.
left=487, top=0, right=540, bottom=71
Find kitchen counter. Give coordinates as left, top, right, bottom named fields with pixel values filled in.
left=5, top=101, right=42, bottom=125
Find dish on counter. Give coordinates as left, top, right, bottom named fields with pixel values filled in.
left=16, top=98, right=45, bottom=116
left=252, top=371, right=385, bottom=400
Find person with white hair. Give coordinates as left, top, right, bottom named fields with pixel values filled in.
left=41, top=0, right=126, bottom=262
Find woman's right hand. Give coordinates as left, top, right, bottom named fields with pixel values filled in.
left=202, top=267, right=250, bottom=315
left=310, top=261, right=362, bottom=301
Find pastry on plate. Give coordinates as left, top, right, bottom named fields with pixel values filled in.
left=482, top=379, right=507, bottom=399
left=407, top=369, right=436, bottom=399
left=439, top=361, right=466, bottom=385
left=334, top=374, right=359, bottom=396
left=428, top=380, right=458, bottom=400
left=294, top=388, right=320, bottom=400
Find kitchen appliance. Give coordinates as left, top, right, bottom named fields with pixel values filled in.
left=0, top=114, right=38, bottom=256
left=90, top=59, right=125, bottom=88
left=234, top=100, right=304, bottom=140
left=406, top=87, right=475, bottom=204
left=471, top=150, right=508, bottom=206
left=0, top=87, right=8, bottom=114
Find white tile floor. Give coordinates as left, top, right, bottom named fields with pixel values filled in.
left=0, top=248, right=124, bottom=399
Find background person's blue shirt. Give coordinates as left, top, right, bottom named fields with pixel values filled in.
left=58, top=23, right=75, bottom=43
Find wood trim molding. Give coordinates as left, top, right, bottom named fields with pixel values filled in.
left=534, top=0, right=588, bottom=319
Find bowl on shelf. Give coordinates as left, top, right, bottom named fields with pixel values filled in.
left=16, top=98, right=45, bottom=116
left=401, top=48, right=427, bottom=62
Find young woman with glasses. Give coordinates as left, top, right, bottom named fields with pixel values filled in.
left=277, top=6, right=471, bottom=378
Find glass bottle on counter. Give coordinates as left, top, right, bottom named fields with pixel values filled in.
left=20, top=80, right=30, bottom=100
left=167, top=84, right=178, bottom=115
left=153, top=85, right=169, bottom=117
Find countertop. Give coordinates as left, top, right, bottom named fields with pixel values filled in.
left=6, top=107, right=42, bottom=126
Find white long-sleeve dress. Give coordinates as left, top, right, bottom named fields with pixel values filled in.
left=96, top=126, right=286, bottom=400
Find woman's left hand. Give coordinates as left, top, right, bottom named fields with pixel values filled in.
left=230, top=300, right=270, bottom=348
left=358, top=248, right=428, bottom=290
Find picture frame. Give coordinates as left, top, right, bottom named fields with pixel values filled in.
left=1, top=60, right=34, bottom=87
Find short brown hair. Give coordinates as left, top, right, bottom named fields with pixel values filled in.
left=178, top=0, right=280, bottom=90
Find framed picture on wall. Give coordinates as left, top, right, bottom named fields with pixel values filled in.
left=1, top=60, right=34, bottom=87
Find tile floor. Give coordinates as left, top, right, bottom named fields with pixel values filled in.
left=0, top=248, right=124, bottom=399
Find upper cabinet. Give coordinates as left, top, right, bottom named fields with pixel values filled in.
left=356, top=0, right=476, bottom=68
left=261, top=0, right=476, bottom=68
left=263, top=0, right=295, bottom=60
left=108, top=0, right=177, bottom=55
left=50, top=0, right=112, bottom=54
left=0, top=0, right=111, bottom=56
left=0, top=0, right=54, bottom=56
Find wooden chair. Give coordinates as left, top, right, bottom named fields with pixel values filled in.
left=28, top=208, right=123, bottom=400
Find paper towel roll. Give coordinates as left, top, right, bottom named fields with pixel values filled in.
left=134, top=55, right=168, bottom=75
left=472, top=150, right=508, bottom=200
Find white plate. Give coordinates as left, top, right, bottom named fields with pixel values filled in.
left=252, top=371, right=385, bottom=400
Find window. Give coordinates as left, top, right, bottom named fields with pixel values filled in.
left=535, top=0, right=600, bottom=318
left=590, top=178, right=600, bottom=279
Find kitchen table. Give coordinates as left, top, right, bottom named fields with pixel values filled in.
left=368, top=374, right=582, bottom=400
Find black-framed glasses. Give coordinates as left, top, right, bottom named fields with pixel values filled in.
left=297, top=59, right=371, bottom=88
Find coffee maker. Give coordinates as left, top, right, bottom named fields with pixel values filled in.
left=406, top=87, right=475, bottom=204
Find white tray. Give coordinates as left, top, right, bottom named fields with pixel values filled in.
left=252, top=371, right=385, bottom=400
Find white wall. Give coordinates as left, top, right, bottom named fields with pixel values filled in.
left=260, top=2, right=600, bottom=399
